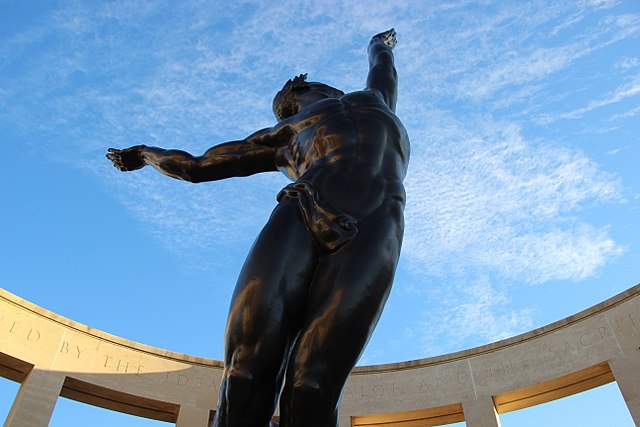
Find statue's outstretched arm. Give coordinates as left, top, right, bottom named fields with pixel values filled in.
left=366, top=28, right=398, bottom=112
left=106, top=126, right=292, bottom=183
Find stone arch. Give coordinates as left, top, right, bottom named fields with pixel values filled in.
left=1, top=285, right=639, bottom=426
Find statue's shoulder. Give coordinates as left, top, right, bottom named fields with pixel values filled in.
left=342, top=89, right=382, bottom=102
left=340, top=90, right=396, bottom=112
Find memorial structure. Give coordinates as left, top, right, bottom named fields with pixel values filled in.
left=1, top=284, right=639, bottom=426
left=107, top=29, right=408, bottom=427
left=3, top=29, right=639, bottom=427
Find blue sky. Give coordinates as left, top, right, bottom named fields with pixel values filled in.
left=1, top=1, right=638, bottom=425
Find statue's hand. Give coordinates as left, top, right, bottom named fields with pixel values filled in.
left=372, top=28, right=396, bottom=49
left=106, top=146, right=146, bottom=171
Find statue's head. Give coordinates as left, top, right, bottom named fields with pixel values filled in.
left=273, top=74, right=344, bottom=121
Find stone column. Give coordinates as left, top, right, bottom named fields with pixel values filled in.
left=4, top=368, right=65, bottom=427
left=338, top=413, right=351, bottom=427
left=176, top=405, right=211, bottom=427
left=609, top=354, right=640, bottom=426
left=463, top=396, right=502, bottom=427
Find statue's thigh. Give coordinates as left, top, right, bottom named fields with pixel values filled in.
left=225, top=200, right=319, bottom=361
left=287, top=206, right=404, bottom=381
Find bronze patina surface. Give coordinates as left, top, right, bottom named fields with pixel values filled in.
left=107, top=29, right=409, bottom=427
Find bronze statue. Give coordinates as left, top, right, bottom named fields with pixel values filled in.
left=107, top=29, right=409, bottom=427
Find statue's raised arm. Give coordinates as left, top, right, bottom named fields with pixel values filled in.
left=366, top=28, right=398, bottom=111
left=105, top=125, right=295, bottom=182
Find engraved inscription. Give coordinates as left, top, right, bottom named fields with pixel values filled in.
left=1, top=317, right=42, bottom=343
left=59, top=341, right=87, bottom=359
left=547, top=324, right=613, bottom=361
left=162, top=372, right=218, bottom=391
left=344, top=382, right=402, bottom=398
left=418, top=369, right=469, bottom=393
left=0, top=312, right=223, bottom=396
left=102, top=354, right=144, bottom=375
left=480, top=356, right=530, bottom=379
left=612, top=311, right=639, bottom=337
left=437, top=369, right=469, bottom=386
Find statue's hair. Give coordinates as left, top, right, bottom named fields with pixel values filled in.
left=272, top=74, right=310, bottom=120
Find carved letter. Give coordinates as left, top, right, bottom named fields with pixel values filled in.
left=103, top=355, right=114, bottom=368
left=579, top=332, right=593, bottom=346
left=116, top=360, right=130, bottom=373
left=484, top=365, right=494, bottom=377
left=373, top=384, right=384, bottom=395
left=9, top=321, right=19, bottom=334
left=563, top=341, right=574, bottom=355
left=75, top=346, right=87, bottom=359
left=178, top=374, right=189, bottom=386
left=630, top=312, right=639, bottom=327
left=392, top=383, right=401, bottom=395
left=26, top=328, right=40, bottom=342
left=194, top=376, right=203, bottom=389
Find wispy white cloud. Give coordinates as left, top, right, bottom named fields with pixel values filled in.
left=2, top=1, right=628, bottom=275
left=457, top=44, right=582, bottom=99
left=559, top=75, right=640, bottom=119
left=2, top=0, right=636, bottom=358
left=585, top=0, right=621, bottom=9
left=416, top=276, right=534, bottom=355
left=454, top=14, right=640, bottom=101
left=551, top=10, right=586, bottom=36
left=616, top=56, right=640, bottom=70
left=610, top=104, right=640, bottom=120
left=402, top=114, right=623, bottom=283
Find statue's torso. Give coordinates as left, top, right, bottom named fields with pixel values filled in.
left=276, top=90, right=410, bottom=218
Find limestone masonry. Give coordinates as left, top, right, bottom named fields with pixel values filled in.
left=1, top=285, right=639, bottom=426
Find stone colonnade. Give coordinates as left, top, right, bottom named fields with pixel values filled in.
left=1, top=285, right=639, bottom=426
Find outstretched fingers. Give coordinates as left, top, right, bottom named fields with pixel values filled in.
left=106, top=148, right=126, bottom=171
left=106, top=147, right=144, bottom=171
left=373, top=28, right=396, bottom=49
left=106, top=149, right=122, bottom=170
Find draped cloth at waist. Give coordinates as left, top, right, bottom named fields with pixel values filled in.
left=276, top=182, right=358, bottom=253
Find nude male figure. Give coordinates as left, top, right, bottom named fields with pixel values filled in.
left=107, top=29, right=409, bottom=427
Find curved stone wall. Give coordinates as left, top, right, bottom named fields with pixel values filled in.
left=1, top=285, right=639, bottom=426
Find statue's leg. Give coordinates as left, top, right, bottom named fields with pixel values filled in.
left=278, top=200, right=404, bottom=427
left=213, top=200, right=318, bottom=427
